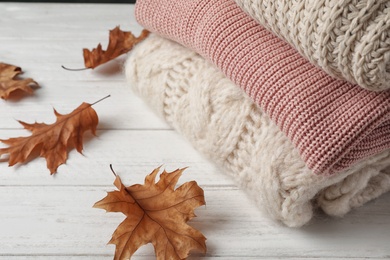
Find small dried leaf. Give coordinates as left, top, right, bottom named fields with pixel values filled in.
left=0, top=62, right=38, bottom=99
left=94, top=167, right=207, bottom=260
left=83, top=26, right=150, bottom=69
left=0, top=102, right=99, bottom=174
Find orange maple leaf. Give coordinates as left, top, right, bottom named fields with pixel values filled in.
left=0, top=62, right=38, bottom=99
left=94, top=167, right=207, bottom=260
left=83, top=27, right=150, bottom=69
left=0, top=101, right=100, bottom=174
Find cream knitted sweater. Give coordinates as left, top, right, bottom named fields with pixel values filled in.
left=234, top=0, right=390, bottom=91
left=126, top=34, right=390, bottom=227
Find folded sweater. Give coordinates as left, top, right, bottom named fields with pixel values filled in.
left=125, top=34, right=390, bottom=227
left=134, top=0, right=390, bottom=175
left=234, top=0, right=390, bottom=91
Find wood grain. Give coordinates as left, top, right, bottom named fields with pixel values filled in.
left=1, top=3, right=390, bottom=259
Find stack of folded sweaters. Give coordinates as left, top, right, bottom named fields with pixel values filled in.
left=125, top=0, right=390, bottom=227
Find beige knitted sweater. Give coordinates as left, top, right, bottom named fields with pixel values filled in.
left=126, top=34, right=390, bottom=227
left=234, top=0, right=390, bottom=91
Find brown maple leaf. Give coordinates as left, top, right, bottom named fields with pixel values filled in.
left=83, top=27, right=150, bottom=69
left=94, top=167, right=207, bottom=260
left=0, top=101, right=100, bottom=174
left=0, top=62, right=38, bottom=99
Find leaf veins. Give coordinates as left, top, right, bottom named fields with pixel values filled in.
left=94, top=167, right=207, bottom=260
left=0, top=62, right=38, bottom=99
left=83, top=26, right=150, bottom=69
left=0, top=102, right=100, bottom=174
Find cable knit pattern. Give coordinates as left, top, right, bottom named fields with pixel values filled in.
left=234, top=0, right=390, bottom=91
left=135, top=0, right=390, bottom=175
left=125, top=34, right=390, bottom=227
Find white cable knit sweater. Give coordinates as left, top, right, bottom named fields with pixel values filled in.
left=126, top=34, right=390, bottom=227
left=234, top=0, right=390, bottom=91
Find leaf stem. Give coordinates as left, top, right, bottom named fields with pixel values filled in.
left=91, top=95, right=111, bottom=106
left=109, top=164, right=117, bottom=177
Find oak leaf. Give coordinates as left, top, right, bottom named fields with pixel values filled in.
left=83, top=26, right=150, bottom=69
left=94, top=167, right=207, bottom=260
left=0, top=62, right=38, bottom=99
left=0, top=102, right=99, bottom=174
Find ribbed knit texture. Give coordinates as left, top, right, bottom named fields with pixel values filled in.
left=125, top=34, right=390, bottom=226
left=234, top=0, right=390, bottom=91
left=135, top=0, right=390, bottom=175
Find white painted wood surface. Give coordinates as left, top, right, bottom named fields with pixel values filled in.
left=1, top=3, right=390, bottom=259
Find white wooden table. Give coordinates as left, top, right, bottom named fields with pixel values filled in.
left=1, top=3, right=390, bottom=259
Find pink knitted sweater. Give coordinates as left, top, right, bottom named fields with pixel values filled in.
left=134, top=0, right=390, bottom=175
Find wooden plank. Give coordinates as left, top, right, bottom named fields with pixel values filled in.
left=0, top=129, right=235, bottom=186
left=0, top=81, right=169, bottom=130
left=1, top=4, right=141, bottom=39
left=0, top=186, right=390, bottom=258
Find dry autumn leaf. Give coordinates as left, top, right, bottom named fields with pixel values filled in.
left=94, top=167, right=207, bottom=260
left=0, top=62, right=38, bottom=99
left=0, top=99, right=103, bottom=174
left=83, top=26, right=150, bottom=69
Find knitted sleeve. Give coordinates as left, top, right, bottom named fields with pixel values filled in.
left=234, top=0, right=390, bottom=91
left=134, top=0, right=390, bottom=175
